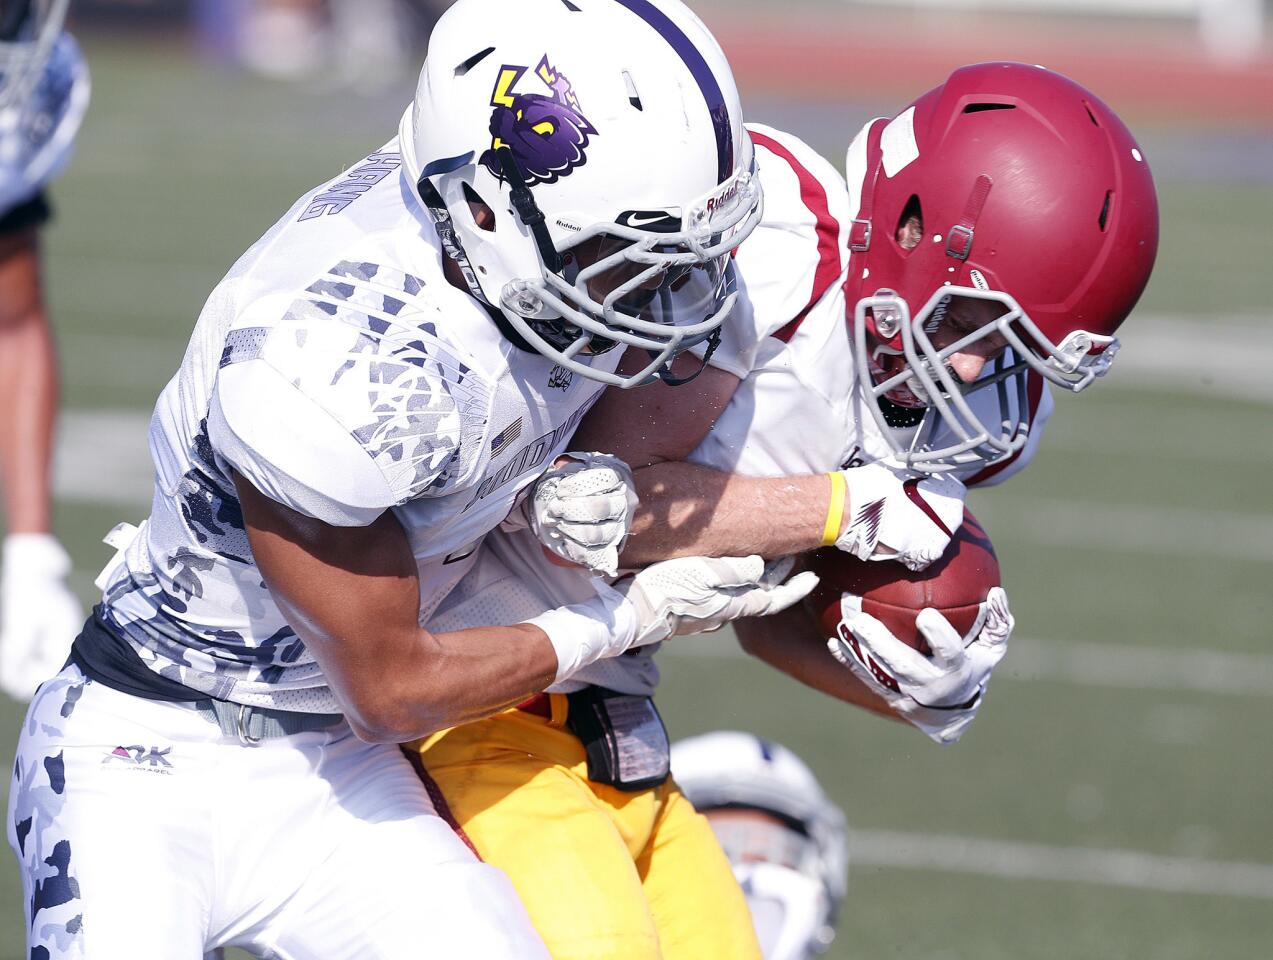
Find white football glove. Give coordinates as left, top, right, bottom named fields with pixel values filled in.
left=836, top=463, right=966, bottom=572
left=0, top=534, right=84, bottom=701
left=615, top=555, right=820, bottom=649
left=528, top=452, right=639, bottom=577
left=828, top=586, right=1013, bottom=744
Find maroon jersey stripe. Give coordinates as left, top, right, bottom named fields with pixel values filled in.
left=748, top=129, right=844, bottom=344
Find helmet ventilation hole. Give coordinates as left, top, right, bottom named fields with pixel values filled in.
left=1098, top=190, right=1113, bottom=232
left=895, top=195, right=924, bottom=253
left=559, top=0, right=582, bottom=10
left=1083, top=101, right=1101, bottom=126
left=454, top=46, right=495, bottom=77
left=963, top=103, right=1016, bottom=114
left=623, top=71, right=643, bottom=111
left=462, top=183, right=497, bottom=232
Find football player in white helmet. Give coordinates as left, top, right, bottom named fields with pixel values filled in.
left=0, top=0, right=90, bottom=702
left=671, top=732, right=848, bottom=960
left=413, top=122, right=951, bottom=960
left=412, top=64, right=1157, bottom=960
left=7, top=3, right=815, bottom=958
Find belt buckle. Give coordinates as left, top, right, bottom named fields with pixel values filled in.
left=236, top=703, right=263, bottom=746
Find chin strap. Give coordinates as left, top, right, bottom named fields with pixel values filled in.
left=495, top=147, right=563, bottom=274
left=652, top=326, right=721, bottom=387
left=416, top=173, right=491, bottom=306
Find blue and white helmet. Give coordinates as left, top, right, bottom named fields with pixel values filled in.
left=400, top=0, right=763, bottom=388
left=672, top=732, right=849, bottom=960
left=0, top=0, right=89, bottom=216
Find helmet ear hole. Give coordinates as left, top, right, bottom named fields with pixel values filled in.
left=894, top=195, right=924, bottom=252
left=462, top=182, right=497, bottom=232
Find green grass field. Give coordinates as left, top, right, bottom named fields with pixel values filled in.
left=1, top=32, right=1270, bottom=959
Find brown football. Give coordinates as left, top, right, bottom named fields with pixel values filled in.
left=805, top=510, right=1000, bottom=656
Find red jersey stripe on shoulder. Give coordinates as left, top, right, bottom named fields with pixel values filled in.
left=966, top=372, right=1046, bottom=487
left=749, top=129, right=843, bottom=344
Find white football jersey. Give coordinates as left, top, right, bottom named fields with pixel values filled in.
left=98, top=137, right=619, bottom=711
left=428, top=124, right=1050, bottom=697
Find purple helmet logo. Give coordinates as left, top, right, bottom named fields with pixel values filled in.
left=480, top=56, right=597, bottom=187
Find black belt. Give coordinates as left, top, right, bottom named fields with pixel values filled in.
left=72, top=606, right=344, bottom=744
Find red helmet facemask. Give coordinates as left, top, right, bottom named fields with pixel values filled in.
left=844, top=62, right=1159, bottom=473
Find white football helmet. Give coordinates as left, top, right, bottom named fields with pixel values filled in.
left=0, top=0, right=89, bottom=215
left=400, top=0, right=762, bottom=388
left=0, top=0, right=64, bottom=109
left=671, top=732, right=848, bottom=960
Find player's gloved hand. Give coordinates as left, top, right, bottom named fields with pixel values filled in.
left=835, top=464, right=966, bottom=572
left=617, top=554, right=820, bottom=648
left=528, top=452, right=639, bottom=577
left=827, top=586, right=1013, bottom=744
left=532, top=555, right=819, bottom=685
left=0, top=534, right=84, bottom=701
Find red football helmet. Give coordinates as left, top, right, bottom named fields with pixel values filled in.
left=844, top=62, right=1159, bottom=473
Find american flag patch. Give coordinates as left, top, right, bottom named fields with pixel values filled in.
left=490, top=418, right=523, bottom=459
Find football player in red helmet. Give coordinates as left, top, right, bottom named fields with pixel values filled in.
left=844, top=61, right=1159, bottom=474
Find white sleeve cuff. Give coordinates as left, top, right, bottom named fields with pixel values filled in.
left=526, top=585, right=638, bottom=686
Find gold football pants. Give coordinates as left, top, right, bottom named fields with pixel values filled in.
left=409, top=696, right=762, bottom=960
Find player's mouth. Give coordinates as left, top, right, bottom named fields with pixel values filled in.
left=867, top=344, right=929, bottom=409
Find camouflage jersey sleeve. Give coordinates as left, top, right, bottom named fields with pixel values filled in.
left=208, top=275, right=485, bottom=527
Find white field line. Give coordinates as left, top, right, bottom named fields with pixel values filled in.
left=1003, top=639, right=1273, bottom=697
left=661, top=633, right=1273, bottom=698
left=1111, top=314, right=1273, bottom=405
left=972, top=497, right=1273, bottom=565
left=852, top=829, right=1273, bottom=900
left=55, top=410, right=1273, bottom=564
left=54, top=409, right=155, bottom=507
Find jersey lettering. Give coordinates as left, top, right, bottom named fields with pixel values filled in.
left=297, top=152, right=402, bottom=222
left=462, top=404, right=588, bottom=512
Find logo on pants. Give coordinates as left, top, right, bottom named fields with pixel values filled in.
left=102, top=745, right=173, bottom=774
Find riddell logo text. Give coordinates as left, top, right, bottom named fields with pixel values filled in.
left=705, top=182, right=739, bottom=215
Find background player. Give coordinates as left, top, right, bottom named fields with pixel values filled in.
left=7, top=2, right=815, bottom=956
left=671, top=732, right=849, bottom=960
left=0, top=0, right=89, bottom=701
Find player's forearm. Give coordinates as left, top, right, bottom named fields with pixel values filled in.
left=621, top=461, right=833, bottom=565
left=735, top=604, right=900, bottom=722
left=235, top=470, right=565, bottom=742
left=327, top=622, right=559, bottom=744
left=0, top=242, right=58, bottom=534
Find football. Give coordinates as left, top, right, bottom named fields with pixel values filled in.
left=805, top=510, right=1000, bottom=656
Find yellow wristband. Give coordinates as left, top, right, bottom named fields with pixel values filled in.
left=821, top=472, right=847, bottom=547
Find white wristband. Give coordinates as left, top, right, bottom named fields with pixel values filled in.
left=526, top=587, right=638, bottom=686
